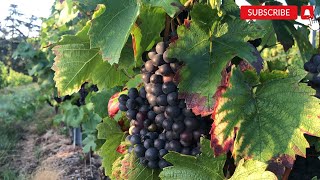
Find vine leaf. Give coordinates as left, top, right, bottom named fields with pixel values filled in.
left=168, top=19, right=264, bottom=109
left=159, top=138, right=226, bottom=180
left=52, top=44, right=128, bottom=96
left=97, top=118, right=126, bottom=177
left=127, top=155, right=161, bottom=180
left=229, top=159, right=277, bottom=180
left=211, top=68, right=320, bottom=162
left=89, top=0, right=140, bottom=64
left=132, top=5, right=166, bottom=61
left=141, top=0, right=184, bottom=17
left=52, top=22, right=129, bottom=96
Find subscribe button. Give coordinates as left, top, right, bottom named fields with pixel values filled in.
left=240, top=6, right=299, bottom=20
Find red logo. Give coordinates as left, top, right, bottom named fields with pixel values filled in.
left=301, top=6, right=314, bottom=20
left=240, top=6, right=298, bottom=20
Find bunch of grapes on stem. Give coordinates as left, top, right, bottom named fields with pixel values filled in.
left=118, top=42, right=212, bottom=169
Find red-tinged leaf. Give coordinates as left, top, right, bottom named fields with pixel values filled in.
left=108, top=92, right=120, bottom=118
left=184, top=19, right=190, bottom=28
left=210, top=67, right=320, bottom=163
left=116, top=144, right=127, bottom=154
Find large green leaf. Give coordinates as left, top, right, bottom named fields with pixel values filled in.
left=52, top=44, right=128, bottom=96
left=89, top=0, right=140, bottom=64
left=97, top=118, right=126, bottom=177
left=212, top=68, right=320, bottom=162
left=168, top=20, right=264, bottom=107
left=132, top=5, right=165, bottom=61
left=229, top=159, right=277, bottom=180
left=142, top=0, right=184, bottom=17
left=159, top=138, right=226, bottom=180
left=128, top=157, right=161, bottom=180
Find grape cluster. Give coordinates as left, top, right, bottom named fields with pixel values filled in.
left=118, top=42, right=211, bottom=169
left=304, top=54, right=320, bottom=98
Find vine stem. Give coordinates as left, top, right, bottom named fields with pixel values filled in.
left=164, top=15, right=171, bottom=42
left=184, top=0, right=194, bottom=7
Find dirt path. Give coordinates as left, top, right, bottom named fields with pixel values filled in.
left=11, top=125, right=105, bottom=180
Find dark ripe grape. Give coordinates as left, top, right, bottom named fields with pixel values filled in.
left=126, top=135, right=132, bottom=142
left=148, top=160, right=159, bottom=169
left=151, top=83, right=163, bottom=96
left=181, top=147, right=191, bottom=155
left=140, top=128, right=148, bottom=136
left=165, top=106, right=181, bottom=118
left=119, top=103, right=128, bottom=111
left=142, top=51, right=149, bottom=62
left=142, top=73, right=151, bottom=83
left=170, top=62, right=180, bottom=73
left=118, top=94, right=129, bottom=103
left=155, top=69, right=161, bottom=75
left=163, top=50, right=176, bottom=63
left=180, top=140, right=192, bottom=147
left=173, top=114, right=185, bottom=122
left=140, top=157, right=148, bottom=166
left=154, top=139, right=166, bottom=150
left=145, top=148, right=159, bottom=161
left=150, top=74, right=163, bottom=84
left=144, top=119, right=152, bottom=128
left=134, top=144, right=146, bottom=157
left=135, top=97, right=144, bottom=105
left=312, top=54, right=320, bottom=66
left=146, top=132, right=158, bottom=140
left=184, top=117, right=199, bottom=131
left=153, top=106, right=166, bottom=114
left=159, top=149, right=168, bottom=157
left=136, top=112, right=146, bottom=121
left=180, top=131, right=193, bottom=142
left=145, top=60, right=157, bottom=72
left=145, top=83, right=153, bottom=93
left=312, top=74, right=320, bottom=85
left=169, top=140, right=182, bottom=152
left=193, top=130, right=202, bottom=140
left=147, top=111, right=157, bottom=120
left=304, top=61, right=317, bottom=73
left=139, top=87, right=147, bottom=98
left=151, top=54, right=165, bottom=66
left=155, top=113, right=165, bottom=124
left=147, top=95, right=157, bottom=106
left=148, top=124, right=157, bottom=132
left=156, top=94, right=168, bottom=106
left=162, top=118, right=174, bottom=131
left=167, top=92, right=178, bottom=106
left=178, top=100, right=186, bottom=108
left=139, top=105, right=149, bottom=113
left=166, top=131, right=174, bottom=141
left=132, top=126, right=141, bottom=134
left=182, top=108, right=195, bottom=117
left=130, top=134, right=141, bottom=145
left=172, top=132, right=180, bottom=140
left=159, top=159, right=171, bottom=169
left=159, top=64, right=173, bottom=76
left=165, top=142, right=170, bottom=150
left=148, top=51, right=156, bottom=59
left=128, top=88, right=139, bottom=99
left=158, top=133, right=166, bottom=140
left=162, top=82, right=177, bottom=94
left=191, top=147, right=201, bottom=155
left=172, top=121, right=185, bottom=133
left=126, top=99, right=138, bottom=110
left=126, top=109, right=138, bottom=119
left=144, top=139, right=154, bottom=149
left=156, top=42, right=167, bottom=54
left=128, top=146, right=133, bottom=153
left=141, top=66, right=147, bottom=73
